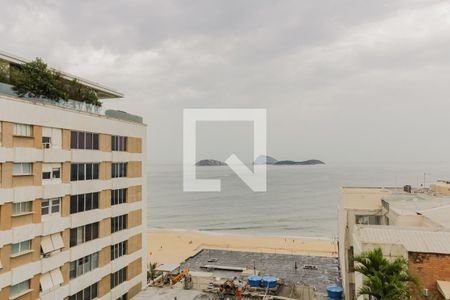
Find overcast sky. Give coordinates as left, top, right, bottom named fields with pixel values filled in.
left=2, top=0, right=450, bottom=164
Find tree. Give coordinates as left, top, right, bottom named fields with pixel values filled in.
left=12, top=58, right=64, bottom=100
left=147, top=262, right=159, bottom=281
left=11, top=58, right=101, bottom=106
left=353, top=248, right=418, bottom=300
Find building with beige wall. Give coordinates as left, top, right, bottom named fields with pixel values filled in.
left=0, top=52, right=147, bottom=300
left=339, top=182, right=450, bottom=300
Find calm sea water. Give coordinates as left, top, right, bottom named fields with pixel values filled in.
left=148, top=162, right=450, bottom=238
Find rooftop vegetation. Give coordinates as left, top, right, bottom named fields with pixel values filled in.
left=1, top=57, right=101, bottom=106
left=353, top=248, right=430, bottom=300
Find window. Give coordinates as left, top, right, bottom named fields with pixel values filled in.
left=70, top=192, right=99, bottom=214
left=111, top=189, right=127, bottom=205
left=42, top=164, right=61, bottom=184
left=52, top=168, right=60, bottom=179
left=69, top=282, right=98, bottom=300
left=42, top=127, right=62, bottom=149
left=11, top=240, right=31, bottom=255
left=70, top=163, right=99, bottom=181
left=70, top=131, right=99, bottom=150
left=42, top=168, right=60, bottom=180
left=13, top=124, right=32, bottom=137
left=112, top=162, right=127, bottom=178
left=70, top=222, right=99, bottom=247
left=111, top=215, right=127, bottom=233
left=10, top=280, right=30, bottom=297
left=112, top=136, right=127, bottom=151
left=13, top=163, right=32, bottom=176
left=69, top=252, right=99, bottom=279
left=42, top=136, right=51, bottom=148
left=41, top=198, right=61, bottom=216
left=42, top=171, right=51, bottom=179
left=355, top=215, right=382, bottom=225
left=12, top=201, right=32, bottom=215
left=111, top=241, right=127, bottom=260
left=110, top=267, right=127, bottom=289
left=116, top=293, right=128, bottom=300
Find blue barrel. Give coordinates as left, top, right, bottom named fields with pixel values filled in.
left=327, top=286, right=343, bottom=299
left=261, top=276, right=277, bottom=288
left=247, top=276, right=262, bottom=287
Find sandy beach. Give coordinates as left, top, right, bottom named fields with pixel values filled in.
left=148, top=229, right=338, bottom=264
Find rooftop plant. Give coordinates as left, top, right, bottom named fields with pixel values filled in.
left=354, top=247, right=420, bottom=300
left=11, top=58, right=101, bottom=106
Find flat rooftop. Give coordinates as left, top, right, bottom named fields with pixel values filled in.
left=184, top=249, right=341, bottom=293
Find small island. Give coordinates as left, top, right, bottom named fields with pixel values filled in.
left=274, top=159, right=324, bottom=165
left=195, top=159, right=227, bottom=166
left=254, top=155, right=324, bottom=166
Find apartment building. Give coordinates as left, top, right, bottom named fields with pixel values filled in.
left=0, top=52, right=147, bottom=300
left=339, top=182, right=450, bottom=300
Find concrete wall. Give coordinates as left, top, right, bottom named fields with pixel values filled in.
left=339, top=187, right=392, bottom=300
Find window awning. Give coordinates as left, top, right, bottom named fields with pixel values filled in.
left=40, top=273, right=53, bottom=292
left=50, top=268, right=63, bottom=286
left=41, top=236, right=54, bottom=254
left=438, top=280, right=450, bottom=300
left=40, top=268, right=63, bottom=292
left=41, top=233, right=64, bottom=254
left=51, top=234, right=64, bottom=250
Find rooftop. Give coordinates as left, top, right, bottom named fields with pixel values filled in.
left=184, top=249, right=341, bottom=293
left=356, top=225, right=450, bottom=254
left=0, top=50, right=122, bottom=99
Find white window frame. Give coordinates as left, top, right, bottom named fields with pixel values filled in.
left=70, top=252, right=99, bottom=279
left=42, top=198, right=61, bottom=216
left=13, top=124, right=33, bottom=137
left=10, top=280, right=30, bottom=297
left=111, top=214, right=127, bottom=233
left=52, top=167, right=61, bottom=179
left=42, top=164, right=62, bottom=184
left=13, top=163, right=32, bottom=176
left=69, top=283, right=98, bottom=300
left=42, top=136, right=51, bottom=149
left=11, top=240, right=31, bottom=256
left=112, top=162, right=127, bottom=178
left=12, top=201, right=32, bottom=215
left=111, top=241, right=127, bottom=260
left=111, top=188, right=127, bottom=206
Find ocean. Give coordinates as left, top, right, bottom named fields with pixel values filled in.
left=148, top=161, right=450, bottom=238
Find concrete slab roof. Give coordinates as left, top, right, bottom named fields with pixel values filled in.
left=184, top=249, right=341, bottom=293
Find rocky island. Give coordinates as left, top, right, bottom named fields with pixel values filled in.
left=254, top=155, right=324, bottom=166
left=274, top=159, right=324, bottom=165
left=195, top=159, right=227, bottom=166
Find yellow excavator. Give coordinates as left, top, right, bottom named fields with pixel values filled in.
left=170, top=267, right=190, bottom=285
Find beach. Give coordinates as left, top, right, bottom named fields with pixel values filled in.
left=148, top=229, right=338, bottom=264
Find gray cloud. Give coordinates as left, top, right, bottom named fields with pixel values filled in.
left=2, top=0, right=450, bottom=163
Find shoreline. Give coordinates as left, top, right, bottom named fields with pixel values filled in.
left=148, top=228, right=339, bottom=265
left=148, top=227, right=336, bottom=240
